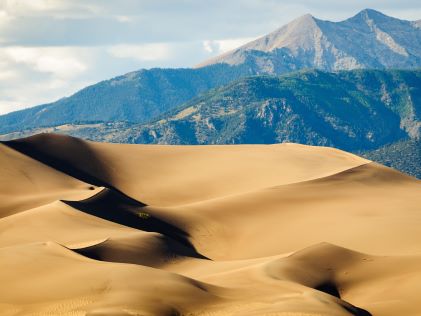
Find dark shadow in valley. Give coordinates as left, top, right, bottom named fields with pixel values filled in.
left=63, top=188, right=208, bottom=260
left=315, top=281, right=372, bottom=316
left=342, top=305, right=372, bottom=316
left=2, top=134, right=114, bottom=189
left=4, top=134, right=209, bottom=261
left=74, top=233, right=209, bottom=266
left=315, top=281, right=341, bottom=298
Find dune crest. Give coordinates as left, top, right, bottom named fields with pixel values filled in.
left=1, top=134, right=420, bottom=316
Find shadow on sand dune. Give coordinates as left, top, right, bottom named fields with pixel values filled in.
left=3, top=134, right=210, bottom=262
left=2, top=135, right=111, bottom=186
left=63, top=188, right=209, bottom=261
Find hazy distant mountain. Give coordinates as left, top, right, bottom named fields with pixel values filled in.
left=4, top=69, right=419, bottom=148
left=361, top=139, right=421, bottom=179
left=105, top=69, right=420, bottom=151
left=0, top=64, right=254, bottom=134
left=198, top=9, right=421, bottom=72
left=0, top=9, right=420, bottom=134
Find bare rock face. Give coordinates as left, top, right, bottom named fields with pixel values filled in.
left=197, top=9, right=421, bottom=72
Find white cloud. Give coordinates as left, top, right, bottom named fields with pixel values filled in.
left=36, top=55, right=86, bottom=77
left=0, top=69, right=19, bottom=81
left=108, top=43, right=171, bottom=62
left=0, top=9, right=10, bottom=18
left=0, top=46, right=95, bottom=115
left=217, top=38, right=257, bottom=53
left=0, top=100, right=27, bottom=115
left=0, top=9, right=14, bottom=26
left=202, top=37, right=257, bottom=54
left=114, top=15, right=133, bottom=23
left=202, top=40, right=217, bottom=53
left=3, top=46, right=87, bottom=78
left=1, top=0, right=65, bottom=16
left=0, top=0, right=97, bottom=18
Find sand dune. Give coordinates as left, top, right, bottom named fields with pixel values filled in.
left=5, top=134, right=369, bottom=206
left=0, top=143, right=96, bottom=218
left=0, top=134, right=420, bottom=316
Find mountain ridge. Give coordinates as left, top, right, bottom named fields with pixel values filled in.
left=3, top=68, right=419, bottom=147
left=117, top=69, right=420, bottom=149
left=198, top=8, right=421, bottom=71
left=0, top=64, right=254, bottom=134
left=1, top=9, right=420, bottom=134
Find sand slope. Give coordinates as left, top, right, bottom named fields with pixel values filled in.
left=1, top=134, right=420, bottom=316
left=0, top=143, right=96, bottom=218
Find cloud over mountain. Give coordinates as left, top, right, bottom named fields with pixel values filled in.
left=1, top=1, right=421, bottom=114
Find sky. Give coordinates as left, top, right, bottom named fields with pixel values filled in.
left=0, top=0, right=420, bottom=115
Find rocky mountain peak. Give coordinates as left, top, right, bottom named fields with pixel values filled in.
left=197, top=9, right=421, bottom=71
left=196, top=13, right=322, bottom=67
left=353, top=8, right=387, bottom=20
left=345, top=8, right=397, bottom=29
left=245, top=13, right=321, bottom=52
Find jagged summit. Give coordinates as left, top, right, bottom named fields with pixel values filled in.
left=281, top=13, right=318, bottom=28
left=353, top=8, right=386, bottom=18
left=196, top=13, right=322, bottom=67
left=346, top=8, right=405, bottom=25
left=197, top=9, right=421, bottom=71
left=247, top=13, right=320, bottom=52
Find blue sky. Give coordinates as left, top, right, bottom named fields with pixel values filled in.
left=1, top=0, right=420, bottom=114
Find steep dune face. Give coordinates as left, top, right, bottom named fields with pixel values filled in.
left=4, top=134, right=369, bottom=206
left=165, top=163, right=421, bottom=259
left=1, top=134, right=421, bottom=316
left=0, top=143, right=96, bottom=218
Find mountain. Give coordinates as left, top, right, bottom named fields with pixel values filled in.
left=361, top=139, right=421, bottom=179
left=1, top=9, right=420, bottom=134
left=0, top=64, right=254, bottom=134
left=3, top=69, right=419, bottom=179
left=198, top=9, right=421, bottom=72
left=3, top=69, right=420, bottom=149
left=106, top=69, right=420, bottom=150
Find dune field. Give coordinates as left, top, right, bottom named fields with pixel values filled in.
left=1, top=133, right=421, bottom=316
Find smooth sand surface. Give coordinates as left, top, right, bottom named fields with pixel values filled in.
left=1, top=134, right=421, bottom=316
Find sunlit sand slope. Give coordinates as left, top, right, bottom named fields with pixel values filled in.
left=1, top=134, right=420, bottom=316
